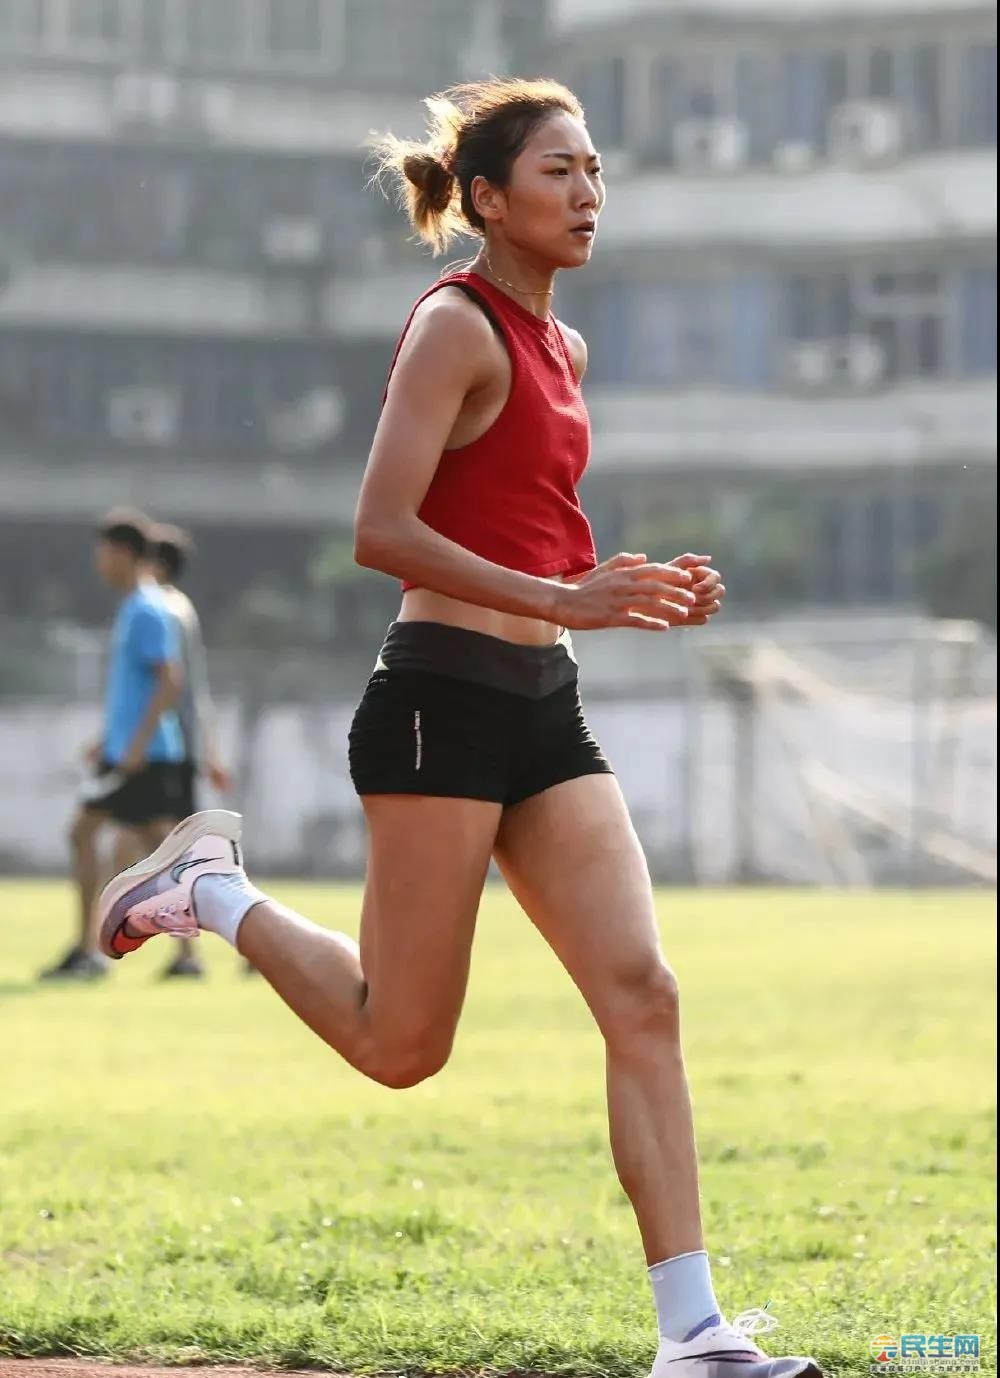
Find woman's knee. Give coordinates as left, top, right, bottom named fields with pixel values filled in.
left=599, top=960, right=681, bottom=1049
left=365, top=1030, right=454, bottom=1090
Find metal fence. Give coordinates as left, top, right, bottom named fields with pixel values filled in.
left=1, top=612, right=994, bottom=886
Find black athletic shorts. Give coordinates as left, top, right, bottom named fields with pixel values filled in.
left=81, top=759, right=185, bottom=826
left=348, top=621, right=613, bottom=806
left=174, top=760, right=198, bottom=820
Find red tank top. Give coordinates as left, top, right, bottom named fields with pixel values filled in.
left=383, top=271, right=598, bottom=592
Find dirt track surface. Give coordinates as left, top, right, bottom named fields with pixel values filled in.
left=0, top=1362, right=553, bottom=1378
left=0, top=1366, right=350, bottom=1378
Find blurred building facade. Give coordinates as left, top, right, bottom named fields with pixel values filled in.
left=0, top=0, right=541, bottom=630
left=552, top=0, right=996, bottom=611
left=0, top=0, right=995, bottom=635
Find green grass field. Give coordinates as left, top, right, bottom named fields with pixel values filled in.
left=0, top=881, right=995, bottom=1377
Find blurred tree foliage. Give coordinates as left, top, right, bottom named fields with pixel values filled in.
left=628, top=486, right=823, bottom=609
left=226, top=584, right=306, bottom=648
left=310, top=533, right=399, bottom=641
left=229, top=493, right=998, bottom=646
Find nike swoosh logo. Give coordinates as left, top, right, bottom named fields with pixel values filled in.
left=170, top=857, right=223, bottom=883
left=662, top=1355, right=758, bottom=1366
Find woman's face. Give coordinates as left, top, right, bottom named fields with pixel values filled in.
left=475, top=110, right=605, bottom=269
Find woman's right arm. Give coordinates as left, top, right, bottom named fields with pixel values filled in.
left=353, top=292, right=693, bottom=630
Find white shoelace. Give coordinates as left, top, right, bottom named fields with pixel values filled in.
left=152, top=901, right=193, bottom=930
left=730, top=1308, right=781, bottom=1338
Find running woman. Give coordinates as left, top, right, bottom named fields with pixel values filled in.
left=94, top=79, right=822, bottom=1378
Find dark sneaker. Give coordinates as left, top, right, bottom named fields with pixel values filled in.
left=160, top=954, right=207, bottom=980
left=39, top=947, right=108, bottom=981
left=75, top=951, right=111, bottom=980
left=39, top=946, right=84, bottom=980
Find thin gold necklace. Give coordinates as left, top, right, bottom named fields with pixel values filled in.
left=483, top=253, right=554, bottom=299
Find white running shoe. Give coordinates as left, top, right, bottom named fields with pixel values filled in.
left=649, top=1309, right=823, bottom=1377
left=97, top=810, right=244, bottom=961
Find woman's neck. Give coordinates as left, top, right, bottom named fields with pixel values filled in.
left=472, top=249, right=555, bottom=320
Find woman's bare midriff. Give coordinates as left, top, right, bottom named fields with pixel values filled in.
left=397, top=582, right=565, bottom=646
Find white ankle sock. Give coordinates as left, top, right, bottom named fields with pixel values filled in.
left=649, top=1250, right=722, bottom=1343
left=191, top=872, right=266, bottom=948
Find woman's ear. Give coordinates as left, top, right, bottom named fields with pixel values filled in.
left=470, top=174, right=506, bottom=225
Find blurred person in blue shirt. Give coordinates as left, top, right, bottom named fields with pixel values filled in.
left=150, top=524, right=232, bottom=812
left=39, top=510, right=184, bottom=982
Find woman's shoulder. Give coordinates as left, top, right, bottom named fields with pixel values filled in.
left=555, top=318, right=588, bottom=383
left=402, top=282, right=501, bottom=356
left=387, top=282, right=503, bottom=392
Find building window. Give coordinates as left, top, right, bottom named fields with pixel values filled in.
left=913, top=315, right=943, bottom=376
left=629, top=281, right=727, bottom=385
left=641, top=38, right=961, bottom=162
left=647, top=51, right=776, bottom=166
left=0, top=141, right=371, bottom=269
left=575, top=55, right=626, bottom=149
left=114, top=159, right=193, bottom=260
left=67, top=0, right=124, bottom=48
left=962, top=42, right=997, bottom=145
left=867, top=46, right=895, bottom=101
left=577, top=262, right=985, bottom=390
left=342, top=0, right=468, bottom=86
left=135, top=0, right=168, bottom=58
left=857, top=268, right=947, bottom=380
left=343, top=0, right=398, bottom=77
left=574, top=278, right=772, bottom=388
left=0, top=333, right=387, bottom=458
left=864, top=495, right=896, bottom=599
left=0, top=337, right=42, bottom=440
left=910, top=44, right=942, bottom=149
left=857, top=42, right=945, bottom=152
left=678, top=54, right=719, bottom=118
left=961, top=266, right=998, bottom=373
left=786, top=273, right=852, bottom=340
left=649, top=57, right=681, bottom=160
left=816, top=494, right=851, bottom=601
left=574, top=280, right=629, bottom=383
left=0, top=0, right=44, bottom=44
left=264, top=0, right=323, bottom=59
left=781, top=50, right=847, bottom=152
left=183, top=0, right=252, bottom=62
left=734, top=52, right=777, bottom=163
left=651, top=55, right=720, bottom=163
left=784, top=267, right=953, bottom=382
left=728, top=276, right=775, bottom=385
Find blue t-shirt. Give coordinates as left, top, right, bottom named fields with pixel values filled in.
left=103, top=584, right=184, bottom=766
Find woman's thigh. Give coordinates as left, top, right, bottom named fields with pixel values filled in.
left=358, top=793, right=503, bottom=1047
left=493, top=774, right=666, bottom=1027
